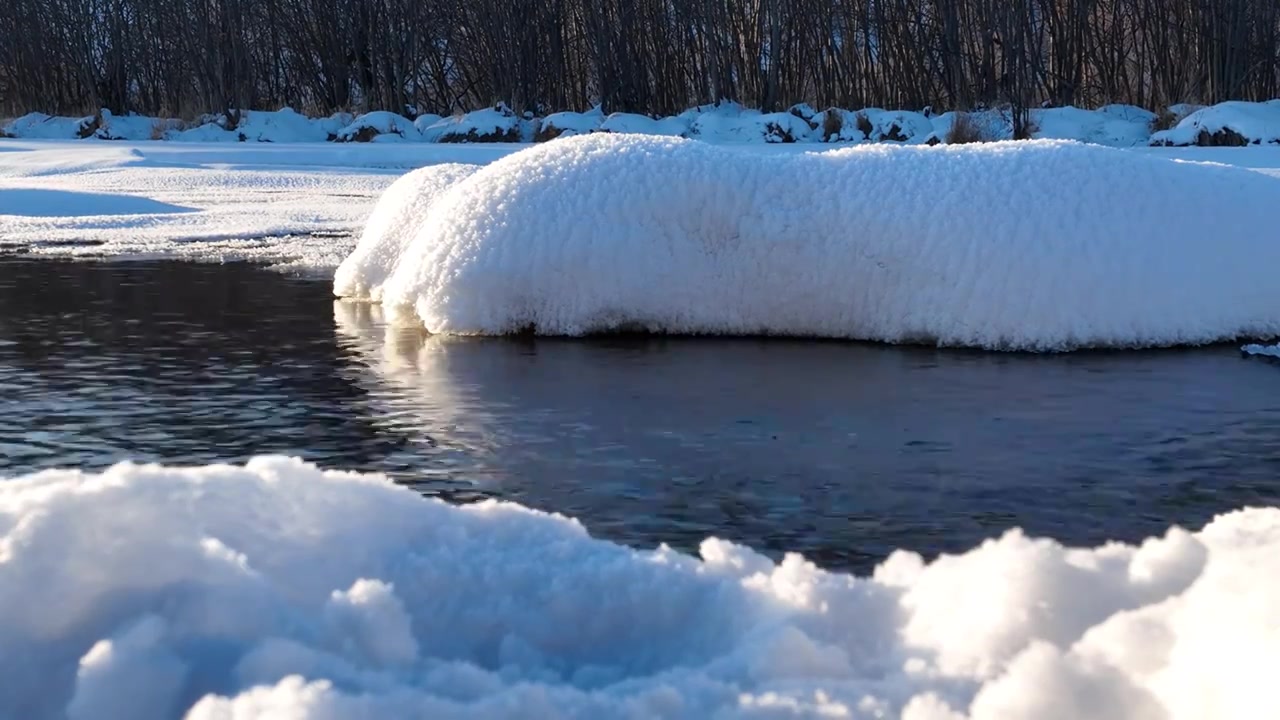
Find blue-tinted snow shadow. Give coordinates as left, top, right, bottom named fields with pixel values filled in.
left=0, top=188, right=197, bottom=217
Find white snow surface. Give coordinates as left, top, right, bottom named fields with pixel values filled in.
left=0, top=140, right=523, bottom=268
left=1152, top=100, right=1280, bottom=146
left=335, top=133, right=1280, bottom=350
left=0, top=455, right=1276, bottom=720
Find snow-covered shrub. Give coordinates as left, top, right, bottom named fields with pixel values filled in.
left=535, top=108, right=604, bottom=141
left=1149, top=101, right=1280, bottom=146
left=431, top=104, right=525, bottom=143
left=334, top=112, right=421, bottom=142
left=597, top=112, right=689, bottom=136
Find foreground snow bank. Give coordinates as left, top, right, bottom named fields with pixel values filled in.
left=335, top=134, right=1280, bottom=350
left=0, top=456, right=1275, bottom=719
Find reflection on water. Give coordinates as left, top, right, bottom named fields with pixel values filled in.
left=3, top=258, right=1280, bottom=571
left=333, top=301, right=1280, bottom=569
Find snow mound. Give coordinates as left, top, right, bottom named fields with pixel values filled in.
left=598, top=112, right=690, bottom=136
left=864, top=109, right=936, bottom=143
left=1151, top=101, right=1280, bottom=146
left=2, top=112, right=98, bottom=139
left=537, top=109, right=604, bottom=140
left=334, top=163, right=482, bottom=300
left=1242, top=342, right=1280, bottom=359
left=428, top=106, right=529, bottom=143
left=1033, top=106, right=1152, bottom=147
left=335, top=133, right=1280, bottom=350
left=334, top=112, right=421, bottom=142
left=0, top=456, right=1276, bottom=719
left=689, top=110, right=814, bottom=143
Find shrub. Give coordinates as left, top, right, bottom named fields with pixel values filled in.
left=944, top=112, right=988, bottom=144
left=821, top=109, right=843, bottom=142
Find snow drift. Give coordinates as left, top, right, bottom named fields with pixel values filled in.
left=0, top=456, right=1275, bottom=720
left=334, top=134, right=1280, bottom=350
left=1151, top=100, right=1280, bottom=146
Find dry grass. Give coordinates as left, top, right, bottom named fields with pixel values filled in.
left=821, top=109, right=843, bottom=142
left=854, top=111, right=873, bottom=137
left=75, top=112, right=101, bottom=138
left=944, top=112, right=989, bottom=144
left=149, top=118, right=187, bottom=140
left=1150, top=108, right=1179, bottom=133
left=534, top=120, right=563, bottom=142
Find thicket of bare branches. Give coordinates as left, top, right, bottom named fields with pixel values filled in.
left=1, top=0, right=1277, bottom=119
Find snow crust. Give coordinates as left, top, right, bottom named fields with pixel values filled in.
left=1152, top=101, right=1280, bottom=146
left=1242, top=342, right=1280, bottom=359
left=335, top=133, right=1280, bottom=350
left=0, top=456, right=1274, bottom=719
left=0, top=139, right=518, bottom=267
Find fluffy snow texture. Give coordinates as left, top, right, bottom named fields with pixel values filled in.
left=1242, top=342, right=1280, bottom=359
left=1152, top=100, right=1280, bottom=146
left=0, top=456, right=1275, bottom=720
left=334, top=163, right=482, bottom=299
left=334, top=134, right=1280, bottom=350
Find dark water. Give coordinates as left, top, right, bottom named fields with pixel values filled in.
left=3, top=258, right=1279, bottom=571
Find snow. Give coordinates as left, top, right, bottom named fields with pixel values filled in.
left=334, top=112, right=422, bottom=142
left=335, top=133, right=1280, bottom=350
left=0, top=139, right=525, bottom=268
left=1033, top=106, right=1152, bottom=147
left=426, top=106, right=530, bottom=143
left=538, top=108, right=604, bottom=139
left=334, top=163, right=482, bottom=299
left=1242, top=343, right=1280, bottom=359
left=1151, top=101, right=1280, bottom=146
left=2, top=112, right=97, bottom=139
left=688, top=110, right=815, bottom=143
left=864, top=109, right=936, bottom=143
left=598, top=112, right=690, bottom=136
left=0, top=455, right=1275, bottom=719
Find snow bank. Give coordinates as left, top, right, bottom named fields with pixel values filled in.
left=0, top=456, right=1276, bottom=719
left=2, top=112, right=98, bottom=139
left=336, top=133, right=1280, bottom=350
left=688, top=110, right=814, bottom=143
left=536, top=108, right=604, bottom=140
left=598, top=112, right=689, bottom=136
left=1033, top=106, right=1152, bottom=147
left=334, top=163, right=482, bottom=299
left=334, top=111, right=422, bottom=142
left=428, top=106, right=530, bottom=143
left=1151, top=101, right=1280, bottom=146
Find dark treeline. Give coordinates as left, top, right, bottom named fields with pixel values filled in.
left=2, top=0, right=1278, bottom=119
